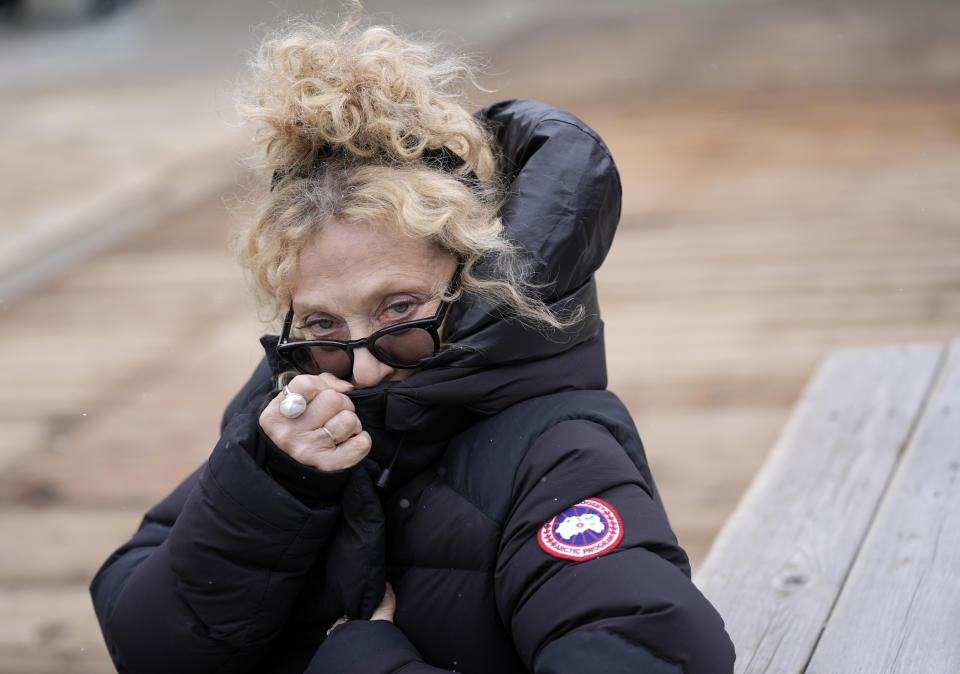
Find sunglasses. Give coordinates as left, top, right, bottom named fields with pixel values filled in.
left=277, top=265, right=462, bottom=379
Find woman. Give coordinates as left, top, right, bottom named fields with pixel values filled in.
left=90, top=18, right=734, bottom=674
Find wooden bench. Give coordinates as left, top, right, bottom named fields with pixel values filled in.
left=695, top=339, right=960, bottom=673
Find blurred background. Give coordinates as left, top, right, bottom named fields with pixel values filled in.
left=1, top=0, right=959, bottom=670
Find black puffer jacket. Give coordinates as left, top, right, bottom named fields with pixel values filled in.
left=90, top=99, right=735, bottom=673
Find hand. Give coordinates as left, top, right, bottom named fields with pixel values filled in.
left=371, top=583, right=396, bottom=623
left=260, top=373, right=372, bottom=472
left=326, top=584, right=396, bottom=637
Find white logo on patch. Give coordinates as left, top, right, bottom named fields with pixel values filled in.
left=555, top=513, right=605, bottom=540
left=538, top=498, right=624, bottom=561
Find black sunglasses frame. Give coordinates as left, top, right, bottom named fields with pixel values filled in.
left=277, top=264, right=463, bottom=376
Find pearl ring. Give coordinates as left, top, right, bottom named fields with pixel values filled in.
left=279, top=385, right=307, bottom=419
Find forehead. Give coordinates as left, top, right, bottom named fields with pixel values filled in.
left=291, top=219, right=456, bottom=312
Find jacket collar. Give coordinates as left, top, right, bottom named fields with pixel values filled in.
left=261, top=329, right=607, bottom=486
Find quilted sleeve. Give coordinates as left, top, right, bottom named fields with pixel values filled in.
left=89, top=412, right=347, bottom=674
left=496, top=419, right=735, bottom=673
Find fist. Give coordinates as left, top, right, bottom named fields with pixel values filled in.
left=260, top=373, right=372, bottom=472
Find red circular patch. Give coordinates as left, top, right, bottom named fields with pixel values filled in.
left=537, top=498, right=624, bottom=561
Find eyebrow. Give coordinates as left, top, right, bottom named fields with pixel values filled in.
left=293, top=283, right=442, bottom=317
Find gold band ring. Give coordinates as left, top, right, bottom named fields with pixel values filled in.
left=320, top=425, right=337, bottom=445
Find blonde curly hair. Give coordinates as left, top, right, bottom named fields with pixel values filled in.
left=235, top=17, right=568, bottom=328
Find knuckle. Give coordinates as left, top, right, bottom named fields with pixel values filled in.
left=317, top=388, right=341, bottom=407
left=336, top=408, right=357, bottom=425
left=323, top=419, right=343, bottom=441
left=277, top=425, right=296, bottom=443
left=341, top=444, right=367, bottom=465
left=269, top=429, right=292, bottom=450
left=288, top=445, right=311, bottom=464
left=289, top=374, right=312, bottom=392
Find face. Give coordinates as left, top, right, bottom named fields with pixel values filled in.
left=290, top=219, right=459, bottom=388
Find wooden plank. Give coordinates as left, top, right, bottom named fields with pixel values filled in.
left=694, top=342, right=944, bottom=674
left=0, top=585, right=113, bottom=674
left=0, top=508, right=139, bottom=584
left=807, top=339, right=960, bottom=673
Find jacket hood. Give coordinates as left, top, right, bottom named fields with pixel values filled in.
left=434, top=98, right=623, bottom=368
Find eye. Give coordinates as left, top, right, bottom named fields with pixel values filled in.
left=306, top=317, right=335, bottom=330
left=378, top=298, right=422, bottom=326
left=298, top=315, right=342, bottom=339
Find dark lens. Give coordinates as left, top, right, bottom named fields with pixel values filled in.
left=289, top=344, right=353, bottom=378
left=372, top=327, right=437, bottom=367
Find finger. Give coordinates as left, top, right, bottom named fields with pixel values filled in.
left=371, top=583, right=396, bottom=622
left=260, top=394, right=286, bottom=431
left=310, top=387, right=355, bottom=414
left=283, top=374, right=318, bottom=402
left=290, top=389, right=354, bottom=428
left=268, top=379, right=315, bottom=424
left=330, top=431, right=371, bottom=461
left=320, top=409, right=363, bottom=445
left=287, top=373, right=354, bottom=399
left=326, top=615, right=349, bottom=637
left=317, top=372, right=355, bottom=393
left=274, top=380, right=355, bottom=427
left=305, top=431, right=371, bottom=472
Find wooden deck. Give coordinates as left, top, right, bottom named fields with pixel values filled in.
left=696, top=340, right=960, bottom=673
left=2, top=90, right=959, bottom=670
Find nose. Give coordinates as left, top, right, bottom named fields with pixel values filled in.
left=351, top=345, right=396, bottom=388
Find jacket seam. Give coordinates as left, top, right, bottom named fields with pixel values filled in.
left=220, top=512, right=325, bottom=672
left=436, top=474, right=503, bottom=528
left=505, top=418, right=625, bottom=523
left=532, top=117, right=613, bottom=160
